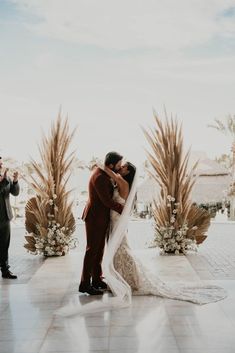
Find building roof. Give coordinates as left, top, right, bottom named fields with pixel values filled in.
left=137, top=157, right=231, bottom=204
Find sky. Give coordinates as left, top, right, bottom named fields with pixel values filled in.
left=1, top=0, right=235, bottom=166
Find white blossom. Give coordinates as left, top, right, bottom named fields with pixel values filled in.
left=154, top=222, right=198, bottom=255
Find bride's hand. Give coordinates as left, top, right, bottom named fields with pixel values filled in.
left=96, top=162, right=105, bottom=170
left=103, top=166, right=118, bottom=180
left=103, top=166, right=110, bottom=173
left=103, top=166, right=118, bottom=177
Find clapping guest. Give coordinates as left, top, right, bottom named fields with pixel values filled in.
left=0, top=156, right=20, bottom=279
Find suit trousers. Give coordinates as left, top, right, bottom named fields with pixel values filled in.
left=80, top=220, right=108, bottom=286
left=0, top=221, right=10, bottom=272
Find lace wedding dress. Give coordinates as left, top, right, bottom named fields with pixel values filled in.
left=55, top=172, right=226, bottom=317
left=111, top=189, right=227, bottom=304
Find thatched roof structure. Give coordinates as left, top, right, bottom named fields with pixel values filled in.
left=191, top=174, right=231, bottom=203
left=137, top=156, right=231, bottom=204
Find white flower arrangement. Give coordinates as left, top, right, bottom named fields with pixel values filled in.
left=154, top=195, right=198, bottom=255
left=30, top=220, right=77, bottom=256
left=26, top=192, right=77, bottom=256
left=154, top=223, right=197, bottom=255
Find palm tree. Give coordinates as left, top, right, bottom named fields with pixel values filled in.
left=208, top=114, right=235, bottom=220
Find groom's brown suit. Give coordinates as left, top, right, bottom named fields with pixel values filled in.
left=80, top=167, right=123, bottom=286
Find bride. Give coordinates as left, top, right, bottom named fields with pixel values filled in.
left=55, top=162, right=226, bottom=316
left=102, top=162, right=226, bottom=305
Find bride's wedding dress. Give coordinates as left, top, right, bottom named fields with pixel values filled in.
left=55, top=172, right=226, bottom=317
left=111, top=189, right=227, bottom=304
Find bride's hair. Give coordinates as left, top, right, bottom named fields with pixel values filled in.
left=123, top=162, right=136, bottom=189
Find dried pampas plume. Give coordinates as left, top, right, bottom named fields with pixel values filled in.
left=24, top=112, right=77, bottom=256
left=143, top=111, right=210, bottom=254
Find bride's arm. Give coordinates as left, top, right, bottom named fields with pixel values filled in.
left=102, top=166, right=129, bottom=196
left=97, top=163, right=117, bottom=181
left=103, top=166, right=127, bottom=185
left=103, top=166, right=119, bottom=181
left=97, top=164, right=129, bottom=196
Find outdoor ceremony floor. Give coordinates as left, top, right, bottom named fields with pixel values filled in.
left=1, top=220, right=235, bottom=353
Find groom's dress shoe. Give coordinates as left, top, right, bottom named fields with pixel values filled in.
left=79, top=284, right=103, bottom=295
left=92, top=280, right=108, bottom=290
left=2, top=271, right=17, bottom=279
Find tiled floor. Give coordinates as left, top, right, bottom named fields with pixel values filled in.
left=0, top=221, right=235, bottom=353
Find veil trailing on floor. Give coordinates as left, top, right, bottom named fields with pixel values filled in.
left=55, top=169, right=227, bottom=317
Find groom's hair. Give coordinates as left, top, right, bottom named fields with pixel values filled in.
left=104, top=152, right=123, bottom=166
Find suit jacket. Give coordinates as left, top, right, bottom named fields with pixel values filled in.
left=0, top=177, right=20, bottom=221
left=82, top=167, right=123, bottom=227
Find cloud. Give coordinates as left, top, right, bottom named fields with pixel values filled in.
left=10, top=0, right=235, bottom=50
left=1, top=0, right=235, bottom=164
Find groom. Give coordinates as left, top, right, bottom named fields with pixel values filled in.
left=79, top=152, right=124, bottom=295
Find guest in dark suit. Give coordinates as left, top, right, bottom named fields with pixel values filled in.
left=79, top=152, right=124, bottom=295
left=0, top=156, right=20, bottom=279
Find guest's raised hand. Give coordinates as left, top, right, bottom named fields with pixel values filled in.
left=13, top=171, right=19, bottom=182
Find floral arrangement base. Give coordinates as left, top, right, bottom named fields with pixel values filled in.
left=165, top=249, right=184, bottom=254
left=43, top=252, right=66, bottom=257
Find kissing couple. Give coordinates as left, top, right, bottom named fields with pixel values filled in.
left=79, top=151, right=136, bottom=295
left=56, top=152, right=227, bottom=317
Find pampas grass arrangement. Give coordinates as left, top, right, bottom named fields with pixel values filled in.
left=143, top=111, right=210, bottom=254
left=24, top=113, right=77, bottom=256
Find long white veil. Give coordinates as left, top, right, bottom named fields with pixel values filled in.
left=55, top=166, right=227, bottom=317
left=102, top=170, right=139, bottom=308
left=55, top=171, right=138, bottom=316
